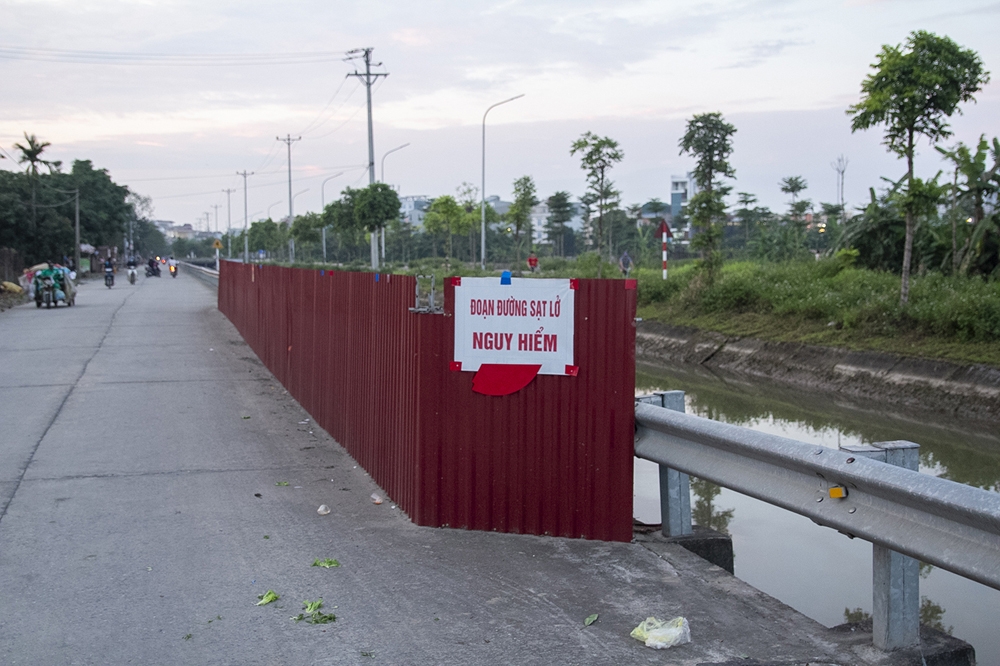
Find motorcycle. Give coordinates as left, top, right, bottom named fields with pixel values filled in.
left=169, top=264, right=178, bottom=278
left=128, top=267, right=137, bottom=285
left=33, top=267, right=75, bottom=308
left=104, top=266, right=115, bottom=288
left=145, top=264, right=161, bottom=277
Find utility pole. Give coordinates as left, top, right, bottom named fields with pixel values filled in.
left=277, top=135, right=302, bottom=226
left=346, top=47, right=388, bottom=269
left=74, top=189, right=80, bottom=274
left=237, top=171, right=253, bottom=263
left=211, top=204, right=221, bottom=234
left=831, top=155, right=848, bottom=211
left=222, top=188, right=235, bottom=258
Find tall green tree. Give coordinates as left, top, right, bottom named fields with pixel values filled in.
left=455, top=182, right=480, bottom=262
left=848, top=30, right=989, bottom=304
left=505, top=175, right=538, bottom=267
left=679, top=112, right=737, bottom=283
left=423, top=195, right=463, bottom=261
left=545, top=191, right=573, bottom=257
left=780, top=176, right=807, bottom=206
left=353, top=182, right=400, bottom=268
left=13, top=133, right=59, bottom=230
left=571, top=132, right=623, bottom=272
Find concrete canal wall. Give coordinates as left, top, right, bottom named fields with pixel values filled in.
left=636, top=321, right=1000, bottom=423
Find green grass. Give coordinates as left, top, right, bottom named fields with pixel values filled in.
left=635, top=260, right=1000, bottom=367
left=276, top=253, right=1000, bottom=367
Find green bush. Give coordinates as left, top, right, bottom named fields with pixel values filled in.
left=637, top=257, right=1000, bottom=344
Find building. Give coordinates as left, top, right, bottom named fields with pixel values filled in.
left=530, top=201, right=586, bottom=247
left=670, top=173, right=697, bottom=220
left=400, top=196, right=432, bottom=229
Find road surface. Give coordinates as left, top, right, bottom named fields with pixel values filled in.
left=0, top=269, right=964, bottom=665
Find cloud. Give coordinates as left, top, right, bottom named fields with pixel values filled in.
left=724, top=39, right=809, bottom=69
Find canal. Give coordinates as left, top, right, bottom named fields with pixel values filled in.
left=634, top=361, right=1000, bottom=665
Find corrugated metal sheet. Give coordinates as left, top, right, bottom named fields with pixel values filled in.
left=218, top=261, right=635, bottom=542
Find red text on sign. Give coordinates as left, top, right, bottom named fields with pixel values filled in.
left=518, top=332, right=557, bottom=352
left=472, top=332, right=513, bottom=351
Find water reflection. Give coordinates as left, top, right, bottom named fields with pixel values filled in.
left=636, top=363, right=1000, bottom=491
left=634, top=361, right=1000, bottom=663
left=691, top=478, right=733, bottom=534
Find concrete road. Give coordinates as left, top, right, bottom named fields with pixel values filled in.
left=0, top=270, right=965, bottom=665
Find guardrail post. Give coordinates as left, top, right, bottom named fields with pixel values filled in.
left=842, top=440, right=920, bottom=651
left=654, top=391, right=691, bottom=537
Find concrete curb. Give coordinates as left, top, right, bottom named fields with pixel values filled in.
left=636, top=321, right=1000, bottom=424
left=180, top=261, right=219, bottom=290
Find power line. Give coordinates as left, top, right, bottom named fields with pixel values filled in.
left=297, top=77, right=352, bottom=136
left=0, top=46, right=350, bottom=66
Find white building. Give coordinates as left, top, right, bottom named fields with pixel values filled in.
left=670, top=173, right=698, bottom=219
left=400, top=196, right=431, bottom=229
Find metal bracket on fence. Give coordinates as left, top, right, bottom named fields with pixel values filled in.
left=636, top=391, right=691, bottom=537
left=409, top=274, right=443, bottom=314
left=842, top=441, right=920, bottom=651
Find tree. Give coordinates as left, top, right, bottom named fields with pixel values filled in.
left=679, top=112, right=737, bottom=282
left=545, top=191, right=573, bottom=257
left=323, top=187, right=365, bottom=261
left=353, top=182, right=400, bottom=268
left=13, top=133, right=59, bottom=230
left=290, top=212, right=324, bottom=245
left=936, top=136, right=1000, bottom=275
left=423, top=195, right=462, bottom=261
left=735, top=192, right=760, bottom=244
left=505, top=175, right=538, bottom=268
left=455, top=182, right=480, bottom=262
left=570, top=132, right=623, bottom=272
left=848, top=30, right=989, bottom=304
left=780, top=176, right=807, bottom=205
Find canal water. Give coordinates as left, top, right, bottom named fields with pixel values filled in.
left=633, top=362, right=1000, bottom=665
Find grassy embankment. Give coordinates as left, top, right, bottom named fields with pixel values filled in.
left=277, top=254, right=1000, bottom=367
left=635, top=259, right=1000, bottom=368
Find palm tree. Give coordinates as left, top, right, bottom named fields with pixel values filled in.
left=779, top=176, right=807, bottom=204
left=13, top=133, right=57, bottom=229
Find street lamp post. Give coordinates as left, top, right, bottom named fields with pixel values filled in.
left=321, top=173, right=345, bottom=209
left=267, top=201, right=283, bottom=221
left=379, top=143, right=410, bottom=262
left=290, top=188, right=309, bottom=221
left=380, top=143, right=410, bottom=183
left=481, top=94, right=524, bottom=270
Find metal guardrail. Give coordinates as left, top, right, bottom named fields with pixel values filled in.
left=180, top=261, right=219, bottom=288
left=634, top=396, right=1000, bottom=650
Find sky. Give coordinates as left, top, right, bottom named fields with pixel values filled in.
left=1, top=0, right=998, bottom=231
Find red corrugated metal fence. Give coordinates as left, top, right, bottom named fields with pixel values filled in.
left=218, top=261, right=636, bottom=542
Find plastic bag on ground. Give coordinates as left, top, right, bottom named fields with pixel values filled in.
left=630, top=616, right=691, bottom=649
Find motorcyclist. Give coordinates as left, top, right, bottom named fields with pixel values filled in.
left=103, top=256, right=115, bottom=286
left=126, top=255, right=138, bottom=284
left=167, top=256, right=178, bottom=276
left=147, top=257, right=160, bottom=276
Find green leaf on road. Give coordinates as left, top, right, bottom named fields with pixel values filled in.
left=312, top=558, right=340, bottom=568
left=242, top=416, right=251, bottom=419
left=295, top=599, right=336, bottom=624
left=584, top=613, right=599, bottom=626
left=275, top=481, right=289, bottom=486
left=256, top=590, right=279, bottom=606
